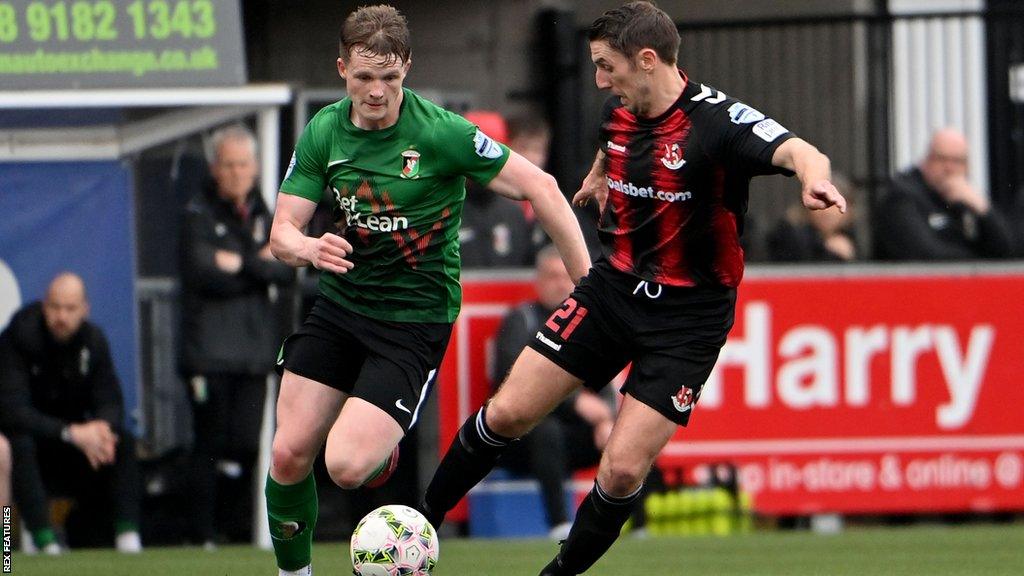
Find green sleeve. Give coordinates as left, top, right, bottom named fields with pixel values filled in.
left=434, top=111, right=511, bottom=186
left=280, top=115, right=328, bottom=202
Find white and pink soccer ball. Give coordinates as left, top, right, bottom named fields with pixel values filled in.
left=350, top=505, right=440, bottom=576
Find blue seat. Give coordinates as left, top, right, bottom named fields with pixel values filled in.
left=468, top=468, right=578, bottom=538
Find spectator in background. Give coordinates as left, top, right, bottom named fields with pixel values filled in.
left=459, top=110, right=538, bottom=268
left=509, top=113, right=605, bottom=259
left=492, top=246, right=614, bottom=540
left=0, top=433, right=10, bottom=506
left=0, top=273, right=142, bottom=554
left=768, top=173, right=859, bottom=262
left=874, top=128, right=1014, bottom=260
left=179, top=124, right=294, bottom=546
left=507, top=114, right=553, bottom=227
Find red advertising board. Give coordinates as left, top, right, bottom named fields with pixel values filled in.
left=437, top=267, right=1024, bottom=517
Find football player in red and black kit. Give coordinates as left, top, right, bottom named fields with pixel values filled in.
left=421, top=3, right=846, bottom=574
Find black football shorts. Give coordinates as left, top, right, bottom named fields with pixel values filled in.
left=526, top=261, right=736, bottom=426
left=277, top=296, right=452, bottom=431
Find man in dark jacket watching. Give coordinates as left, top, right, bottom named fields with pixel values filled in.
left=180, top=123, right=294, bottom=546
left=874, top=128, right=1014, bottom=260
left=0, top=272, right=142, bottom=554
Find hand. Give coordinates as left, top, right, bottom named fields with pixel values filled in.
left=823, top=234, right=856, bottom=261
left=802, top=180, right=846, bottom=213
left=573, top=170, right=608, bottom=213
left=940, top=176, right=989, bottom=214
left=214, top=250, right=243, bottom=274
left=69, top=420, right=118, bottom=470
left=304, top=233, right=355, bottom=274
left=258, top=243, right=275, bottom=261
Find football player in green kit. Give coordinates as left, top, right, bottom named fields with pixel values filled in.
left=264, top=5, right=591, bottom=575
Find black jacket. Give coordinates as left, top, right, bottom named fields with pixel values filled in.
left=459, top=183, right=536, bottom=269
left=767, top=220, right=853, bottom=263
left=179, top=182, right=294, bottom=375
left=873, top=168, right=1014, bottom=260
left=0, top=303, right=125, bottom=439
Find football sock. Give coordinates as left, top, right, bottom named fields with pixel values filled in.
left=546, top=481, right=644, bottom=575
left=31, top=527, right=57, bottom=549
left=114, top=519, right=138, bottom=536
left=422, top=406, right=513, bottom=527
left=266, top=471, right=318, bottom=572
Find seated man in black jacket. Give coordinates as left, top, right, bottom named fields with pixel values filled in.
left=180, top=123, right=294, bottom=545
left=0, top=273, right=141, bottom=554
left=874, top=128, right=1014, bottom=260
left=492, top=246, right=614, bottom=540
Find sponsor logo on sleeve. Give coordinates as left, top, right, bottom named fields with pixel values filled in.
left=473, top=129, right=504, bottom=159
left=728, top=102, right=766, bottom=125
left=753, top=119, right=789, bottom=142
left=284, top=151, right=297, bottom=180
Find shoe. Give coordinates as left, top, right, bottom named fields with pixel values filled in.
left=115, top=530, right=143, bottom=554
left=363, top=445, right=400, bottom=488
left=548, top=522, right=572, bottom=541
left=42, top=542, right=65, bottom=556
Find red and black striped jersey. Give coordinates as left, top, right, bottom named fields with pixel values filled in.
left=597, top=71, right=795, bottom=288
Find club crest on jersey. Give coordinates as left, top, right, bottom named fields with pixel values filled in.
left=401, top=149, right=421, bottom=179
left=671, top=385, right=697, bottom=413
left=661, top=143, right=686, bottom=170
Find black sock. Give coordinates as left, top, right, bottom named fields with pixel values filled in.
left=421, top=406, right=513, bottom=527
left=544, top=481, right=644, bottom=575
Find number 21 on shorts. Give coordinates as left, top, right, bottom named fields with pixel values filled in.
left=545, top=297, right=589, bottom=340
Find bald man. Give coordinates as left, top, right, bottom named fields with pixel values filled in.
left=0, top=273, right=142, bottom=554
left=874, top=128, right=1014, bottom=260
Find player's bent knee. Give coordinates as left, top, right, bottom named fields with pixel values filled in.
left=270, top=440, right=314, bottom=484
left=598, top=456, right=647, bottom=497
left=324, top=453, right=374, bottom=490
left=484, top=396, right=534, bottom=439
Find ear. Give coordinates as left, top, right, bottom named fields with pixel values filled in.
left=402, top=55, right=412, bottom=75
left=337, top=57, right=347, bottom=79
left=637, top=48, right=658, bottom=72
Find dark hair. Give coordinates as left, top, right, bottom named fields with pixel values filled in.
left=587, top=1, right=680, bottom=65
left=507, top=114, right=551, bottom=144
left=340, top=5, right=411, bottom=64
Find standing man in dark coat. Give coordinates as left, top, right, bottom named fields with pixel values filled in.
left=0, top=273, right=142, bottom=554
left=180, top=124, right=294, bottom=545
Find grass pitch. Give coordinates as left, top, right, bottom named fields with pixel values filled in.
left=9, top=524, right=1023, bottom=575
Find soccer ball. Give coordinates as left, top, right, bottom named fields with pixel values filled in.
left=350, top=504, right=439, bottom=576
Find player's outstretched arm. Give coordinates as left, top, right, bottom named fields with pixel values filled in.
left=772, top=138, right=847, bottom=213
left=487, top=152, right=592, bottom=283
left=270, top=192, right=355, bottom=274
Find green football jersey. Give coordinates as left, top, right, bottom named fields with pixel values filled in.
left=280, top=88, right=510, bottom=323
